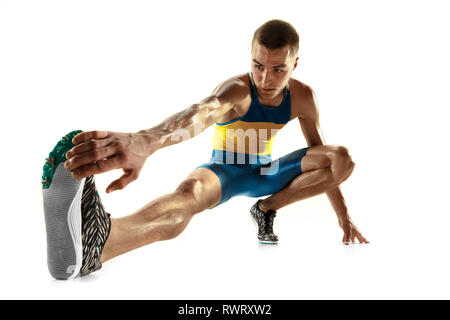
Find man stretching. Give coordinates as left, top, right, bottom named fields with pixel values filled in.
left=41, top=19, right=368, bottom=280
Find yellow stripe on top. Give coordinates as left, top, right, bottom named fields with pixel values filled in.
left=213, top=120, right=286, bottom=155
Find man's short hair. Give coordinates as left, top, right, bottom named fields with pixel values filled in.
left=252, top=19, right=299, bottom=57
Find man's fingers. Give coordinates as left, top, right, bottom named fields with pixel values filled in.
left=357, top=232, right=370, bottom=244
left=71, top=157, right=121, bottom=179
left=343, top=230, right=370, bottom=245
left=72, top=130, right=109, bottom=145
left=343, top=233, right=350, bottom=245
left=65, top=145, right=116, bottom=170
left=106, top=170, right=138, bottom=193
left=66, top=138, right=112, bottom=159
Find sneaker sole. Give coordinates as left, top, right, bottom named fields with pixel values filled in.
left=258, top=241, right=278, bottom=245
left=42, top=131, right=84, bottom=280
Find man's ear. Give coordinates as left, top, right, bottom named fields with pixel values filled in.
left=293, top=57, right=299, bottom=70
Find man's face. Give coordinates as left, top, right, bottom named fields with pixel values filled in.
left=251, top=41, right=298, bottom=99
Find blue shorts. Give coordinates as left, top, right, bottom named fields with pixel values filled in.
left=196, top=147, right=310, bottom=207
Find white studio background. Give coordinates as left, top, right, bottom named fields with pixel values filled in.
left=0, top=0, right=449, bottom=299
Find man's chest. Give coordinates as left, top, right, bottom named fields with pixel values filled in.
left=219, top=78, right=308, bottom=124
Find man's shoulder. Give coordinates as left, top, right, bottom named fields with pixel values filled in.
left=288, top=77, right=316, bottom=119
left=289, top=77, right=314, bottom=97
left=212, top=73, right=251, bottom=104
left=219, top=73, right=250, bottom=89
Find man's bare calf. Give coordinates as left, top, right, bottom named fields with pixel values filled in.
left=259, top=145, right=354, bottom=212
left=100, top=168, right=222, bottom=262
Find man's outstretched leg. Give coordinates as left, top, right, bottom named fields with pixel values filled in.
left=100, top=168, right=222, bottom=262
left=42, top=131, right=222, bottom=279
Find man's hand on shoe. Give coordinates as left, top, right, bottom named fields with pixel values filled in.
left=65, top=130, right=157, bottom=193
left=339, top=218, right=370, bottom=245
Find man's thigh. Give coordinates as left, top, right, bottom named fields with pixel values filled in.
left=194, top=162, right=256, bottom=208
left=300, top=145, right=348, bottom=173
left=247, top=147, right=310, bottom=198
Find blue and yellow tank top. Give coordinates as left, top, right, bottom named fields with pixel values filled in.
left=210, top=72, right=291, bottom=165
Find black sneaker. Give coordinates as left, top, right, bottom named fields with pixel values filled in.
left=250, top=199, right=278, bottom=244
left=42, top=130, right=111, bottom=280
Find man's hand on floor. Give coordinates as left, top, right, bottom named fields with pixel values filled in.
left=339, top=218, right=370, bottom=245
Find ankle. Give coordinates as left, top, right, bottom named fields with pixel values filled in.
left=100, top=218, right=118, bottom=263
left=258, top=200, right=271, bottom=214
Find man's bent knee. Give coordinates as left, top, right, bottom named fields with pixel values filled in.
left=331, top=146, right=355, bottom=184
left=174, top=178, right=211, bottom=214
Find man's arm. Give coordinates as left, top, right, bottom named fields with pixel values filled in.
left=297, top=87, right=326, bottom=147
left=298, top=87, right=368, bottom=244
left=137, top=78, right=248, bottom=152
left=65, top=77, right=249, bottom=192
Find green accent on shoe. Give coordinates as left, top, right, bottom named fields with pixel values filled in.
left=259, top=241, right=278, bottom=245
left=41, top=130, right=83, bottom=189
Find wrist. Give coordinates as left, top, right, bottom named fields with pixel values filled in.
left=136, top=129, right=163, bottom=157
left=336, top=208, right=350, bottom=222
left=338, top=215, right=352, bottom=226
